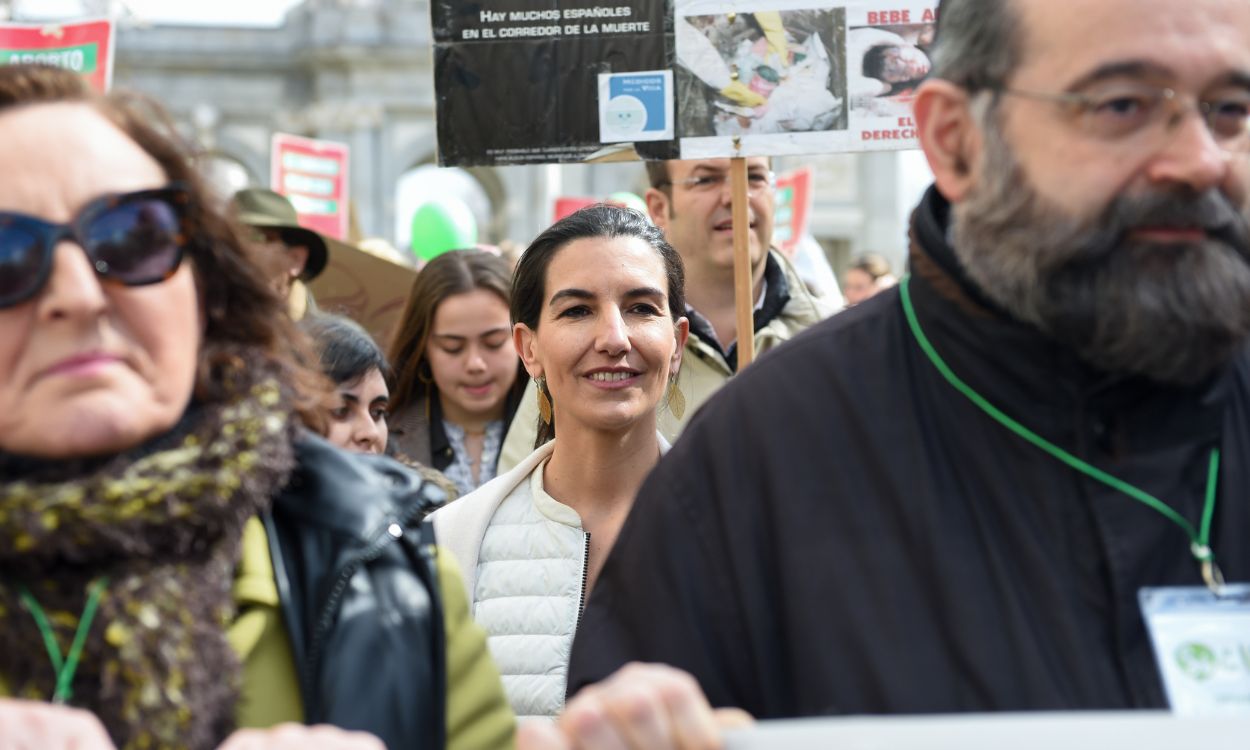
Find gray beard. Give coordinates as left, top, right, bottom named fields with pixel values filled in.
left=949, top=125, right=1250, bottom=385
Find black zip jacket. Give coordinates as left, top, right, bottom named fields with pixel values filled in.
left=568, top=186, right=1250, bottom=718
left=264, top=433, right=448, bottom=748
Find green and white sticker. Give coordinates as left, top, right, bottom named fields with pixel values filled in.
left=1, top=44, right=98, bottom=73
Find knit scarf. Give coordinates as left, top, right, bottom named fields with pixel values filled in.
left=0, top=366, right=296, bottom=750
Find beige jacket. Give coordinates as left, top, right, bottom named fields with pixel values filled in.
left=498, top=250, right=835, bottom=472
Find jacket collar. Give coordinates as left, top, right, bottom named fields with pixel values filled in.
left=388, top=396, right=455, bottom=471
left=274, top=431, right=441, bottom=538
left=907, top=185, right=1233, bottom=454
left=428, top=396, right=453, bottom=469
left=685, top=251, right=794, bottom=372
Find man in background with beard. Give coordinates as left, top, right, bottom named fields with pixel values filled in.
left=567, top=0, right=1250, bottom=720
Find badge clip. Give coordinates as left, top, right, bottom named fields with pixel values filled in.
left=1201, top=559, right=1227, bottom=597
left=1193, top=543, right=1227, bottom=595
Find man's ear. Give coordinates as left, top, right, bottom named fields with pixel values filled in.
left=914, top=79, right=983, bottom=203
left=645, top=188, right=672, bottom=230
left=513, top=323, right=543, bottom=379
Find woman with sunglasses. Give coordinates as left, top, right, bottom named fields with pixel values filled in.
left=0, top=65, right=514, bottom=750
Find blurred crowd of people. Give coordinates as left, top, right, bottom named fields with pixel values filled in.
left=3, top=0, right=1250, bottom=747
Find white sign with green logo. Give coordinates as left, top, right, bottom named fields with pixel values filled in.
left=1139, top=584, right=1250, bottom=716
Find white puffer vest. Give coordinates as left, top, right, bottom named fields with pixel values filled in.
left=431, top=435, right=668, bottom=721
left=476, top=461, right=586, bottom=719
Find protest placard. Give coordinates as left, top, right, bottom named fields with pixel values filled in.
left=431, top=1, right=937, bottom=165
left=675, top=0, right=937, bottom=158
left=845, top=2, right=936, bottom=148
left=309, top=239, right=418, bottom=347
left=431, top=1, right=669, bottom=166
left=773, top=166, right=813, bottom=256
left=0, top=19, right=114, bottom=93
left=270, top=132, right=351, bottom=241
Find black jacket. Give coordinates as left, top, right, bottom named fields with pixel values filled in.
left=568, top=186, right=1250, bottom=717
left=265, top=433, right=448, bottom=748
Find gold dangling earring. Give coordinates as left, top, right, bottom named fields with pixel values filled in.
left=668, top=378, right=686, bottom=421
left=536, top=377, right=553, bottom=425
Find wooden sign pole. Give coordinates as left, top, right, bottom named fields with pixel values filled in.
left=730, top=156, right=756, bottom=369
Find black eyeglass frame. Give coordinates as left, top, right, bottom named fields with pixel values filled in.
left=0, top=183, right=192, bottom=309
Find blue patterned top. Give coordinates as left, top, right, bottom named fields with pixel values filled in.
left=441, top=419, right=505, bottom=496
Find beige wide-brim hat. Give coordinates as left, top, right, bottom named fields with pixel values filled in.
left=230, top=188, right=329, bottom=281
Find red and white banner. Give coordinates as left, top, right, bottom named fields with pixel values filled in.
left=270, top=132, right=351, bottom=241
left=0, top=19, right=115, bottom=93
left=772, top=167, right=813, bottom=257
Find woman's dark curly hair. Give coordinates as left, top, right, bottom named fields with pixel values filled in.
left=0, top=64, right=332, bottom=430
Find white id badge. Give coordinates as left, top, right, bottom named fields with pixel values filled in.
left=1138, top=584, right=1250, bottom=716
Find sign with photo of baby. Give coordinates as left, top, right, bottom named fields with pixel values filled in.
left=846, top=3, right=936, bottom=146
left=674, top=0, right=938, bottom=158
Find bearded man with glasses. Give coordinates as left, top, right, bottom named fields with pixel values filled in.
left=569, top=0, right=1250, bottom=722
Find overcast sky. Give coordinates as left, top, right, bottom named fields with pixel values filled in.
left=14, top=0, right=307, bottom=27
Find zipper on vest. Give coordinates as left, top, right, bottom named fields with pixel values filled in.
left=574, top=531, right=590, bottom=632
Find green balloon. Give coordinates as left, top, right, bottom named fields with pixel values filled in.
left=410, top=199, right=478, bottom=261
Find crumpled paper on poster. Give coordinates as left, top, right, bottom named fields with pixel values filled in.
left=714, top=32, right=841, bottom=135
left=674, top=6, right=850, bottom=158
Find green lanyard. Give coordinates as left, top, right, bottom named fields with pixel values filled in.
left=900, top=276, right=1225, bottom=593
left=18, top=578, right=108, bottom=704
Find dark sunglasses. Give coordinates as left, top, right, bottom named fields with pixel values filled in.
left=0, top=184, right=191, bottom=309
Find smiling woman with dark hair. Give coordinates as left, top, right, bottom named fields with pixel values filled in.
left=430, top=205, right=690, bottom=721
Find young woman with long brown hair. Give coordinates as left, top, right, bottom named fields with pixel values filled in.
left=388, top=250, right=526, bottom=495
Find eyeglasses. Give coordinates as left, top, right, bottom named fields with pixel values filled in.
left=657, top=170, right=776, bottom=195
left=0, top=184, right=191, bottom=309
left=991, top=83, right=1250, bottom=152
